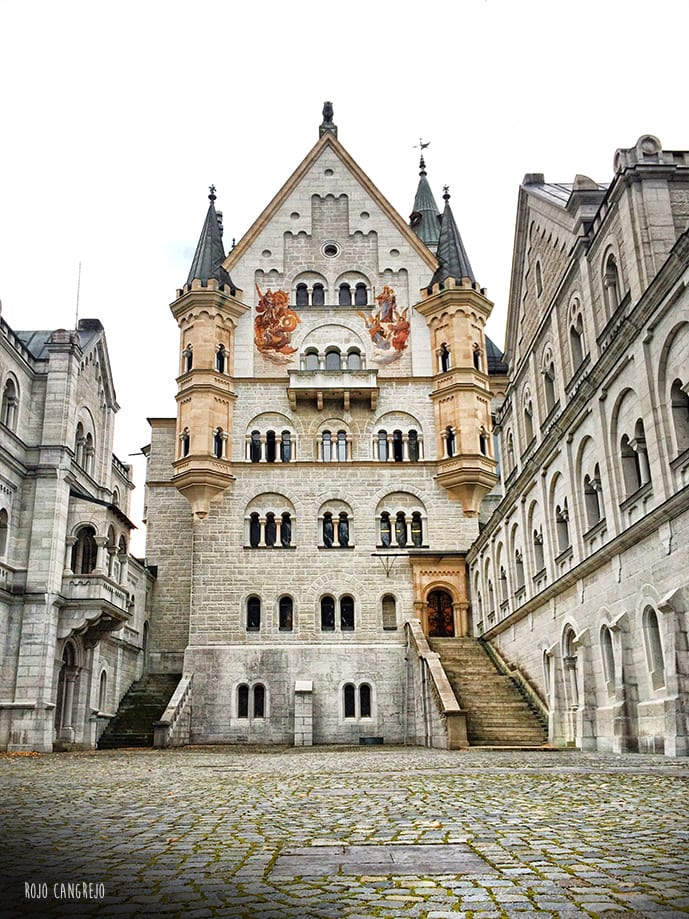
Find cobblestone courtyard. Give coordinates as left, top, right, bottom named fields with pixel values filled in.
left=1, top=746, right=688, bottom=918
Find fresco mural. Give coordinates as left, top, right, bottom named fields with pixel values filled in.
left=254, top=285, right=301, bottom=363
left=358, top=286, right=410, bottom=364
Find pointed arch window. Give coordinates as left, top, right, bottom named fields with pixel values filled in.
left=584, top=467, right=603, bottom=528
left=246, top=595, right=261, bottom=631
left=354, top=283, right=367, bottom=306
left=533, top=528, right=545, bottom=572
left=570, top=314, right=585, bottom=369
left=524, top=400, right=535, bottom=444
left=643, top=606, right=665, bottom=689
left=515, top=549, right=525, bottom=590
left=543, top=361, right=556, bottom=414
left=601, top=625, right=616, bottom=687
left=603, top=253, right=621, bottom=313
left=312, top=283, right=325, bottom=307
left=338, top=283, right=352, bottom=307
left=555, top=500, right=570, bottom=554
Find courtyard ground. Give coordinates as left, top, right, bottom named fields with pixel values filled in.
left=1, top=745, right=688, bottom=918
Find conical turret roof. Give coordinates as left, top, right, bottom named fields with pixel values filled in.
left=409, top=156, right=441, bottom=248
left=186, top=187, right=237, bottom=292
left=428, top=187, right=476, bottom=289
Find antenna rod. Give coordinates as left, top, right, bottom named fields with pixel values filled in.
left=75, top=261, right=82, bottom=329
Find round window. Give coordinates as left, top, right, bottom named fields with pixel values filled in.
left=321, top=241, right=340, bottom=258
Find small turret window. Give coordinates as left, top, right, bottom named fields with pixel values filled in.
left=439, top=343, right=450, bottom=372
left=216, top=345, right=227, bottom=373
left=445, top=426, right=456, bottom=458
left=183, top=346, right=193, bottom=373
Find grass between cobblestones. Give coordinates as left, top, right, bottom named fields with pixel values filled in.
left=1, top=746, right=688, bottom=918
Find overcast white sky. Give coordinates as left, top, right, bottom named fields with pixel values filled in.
left=0, top=0, right=686, bottom=549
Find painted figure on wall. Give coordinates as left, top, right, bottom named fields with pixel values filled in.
left=254, top=285, right=301, bottom=363
left=358, top=286, right=410, bottom=364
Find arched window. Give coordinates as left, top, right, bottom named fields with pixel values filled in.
left=543, top=361, right=556, bottom=413
left=354, top=283, right=367, bottom=306
left=359, top=683, right=371, bottom=717
left=479, top=430, right=489, bottom=456
left=603, top=253, right=621, bottom=313
left=499, top=566, right=508, bottom=604
left=237, top=684, right=249, bottom=718
left=392, top=430, right=403, bottom=462
left=533, top=528, right=545, bottom=572
left=601, top=625, right=615, bottom=687
left=75, top=421, right=85, bottom=465
left=249, top=430, right=261, bottom=463
left=343, top=683, right=356, bottom=718
left=408, top=430, right=419, bottom=462
left=378, top=430, right=388, bottom=462
left=338, top=283, right=352, bottom=307
left=321, top=430, right=332, bottom=462
left=265, top=513, right=276, bottom=547
left=506, top=431, right=515, bottom=474
left=340, top=595, right=355, bottom=631
left=323, top=511, right=334, bottom=546
left=0, top=508, right=8, bottom=557
left=183, top=345, right=193, bottom=373
left=180, top=428, right=190, bottom=457
left=535, top=260, right=543, bottom=298
left=382, top=594, right=397, bottom=630
left=337, top=430, right=347, bottom=462
left=439, top=343, right=450, bottom=372
left=445, top=426, right=455, bottom=458
left=98, top=670, right=108, bottom=712
left=253, top=684, right=265, bottom=718
left=347, top=349, right=361, bottom=370
left=555, top=501, right=570, bottom=553
left=379, top=511, right=391, bottom=547
left=321, top=595, right=335, bottom=631
left=411, top=512, right=423, bottom=547
left=325, top=349, right=341, bottom=371
left=570, top=314, right=585, bottom=369
left=279, top=596, right=293, bottom=631
left=280, top=430, right=292, bottom=462
left=83, top=432, right=95, bottom=475
left=338, top=511, right=349, bottom=546
left=584, top=467, right=603, bottom=527
left=281, top=512, right=292, bottom=547
left=247, top=596, right=261, bottom=631
left=643, top=607, right=665, bottom=688
left=215, top=345, right=227, bottom=373
left=395, top=511, right=407, bottom=547
left=296, top=283, right=308, bottom=307
left=304, top=350, right=319, bottom=371
left=515, top=549, right=525, bottom=589
left=312, top=283, right=325, bottom=307
left=1, top=378, right=18, bottom=430
left=472, top=344, right=481, bottom=371
left=71, top=526, right=98, bottom=574
left=524, top=400, right=535, bottom=444
left=671, top=379, right=689, bottom=454
left=213, top=428, right=224, bottom=459
left=249, top=513, right=261, bottom=548
left=265, top=430, right=277, bottom=463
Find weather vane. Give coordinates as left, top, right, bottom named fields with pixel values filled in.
left=413, top=138, right=430, bottom=150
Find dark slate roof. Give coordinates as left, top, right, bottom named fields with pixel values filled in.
left=428, top=190, right=475, bottom=289
left=16, top=321, right=101, bottom=359
left=525, top=180, right=608, bottom=208
left=409, top=157, right=440, bottom=247
left=486, top=335, right=508, bottom=375
left=186, top=189, right=237, bottom=291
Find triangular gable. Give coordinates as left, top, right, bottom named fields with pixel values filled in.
left=79, top=324, right=119, bottom=412
left=224, top=131, right=437, bottom=272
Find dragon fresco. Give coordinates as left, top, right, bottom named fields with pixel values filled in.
left=357, top=286, right=410, bottom=364
left=254, top=285, right=300, bottom=363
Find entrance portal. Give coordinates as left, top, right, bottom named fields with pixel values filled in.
left=427, top=589, right=455, bottom=637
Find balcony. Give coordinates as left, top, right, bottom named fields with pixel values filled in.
left=287, top=368, right=379, bottom=411
left=58, top=573, right=131, bottom=643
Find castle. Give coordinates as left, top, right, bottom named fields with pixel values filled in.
left=1, top=108, right=687, bottom=754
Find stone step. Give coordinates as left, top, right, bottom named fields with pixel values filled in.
left=98, top=674, right=181, bottom=750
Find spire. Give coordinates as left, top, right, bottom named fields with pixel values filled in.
left=409, top=155, right=441, bottom=248
left=428, top=186, right=475, bottom=289
left=186, top=186, right=237, bottom=292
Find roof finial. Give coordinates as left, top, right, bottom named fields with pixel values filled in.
left=208, top=184, right=217, bottom=202
left=419, top=155, right=427, bottom=175
left=443, top=185, right=450, bottom=202
left=319, top=101, right=337, bottom=138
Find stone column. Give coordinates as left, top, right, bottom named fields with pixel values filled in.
left=64, top=537, right=77, bottom=575
left=94, top=537, right=109, bottom=575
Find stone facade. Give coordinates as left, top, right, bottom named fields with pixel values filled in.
left=0, top=312, right=153, bottom=751
left=145, top=117, right=499, bottom=746
left=468, top=135, right=689, bottom=756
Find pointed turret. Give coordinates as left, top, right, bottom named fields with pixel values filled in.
left=409, top=156, right=441, bottom=250
left=186, top=186, right=237, bottom=292
left=428, top=187, right=475, bottom=290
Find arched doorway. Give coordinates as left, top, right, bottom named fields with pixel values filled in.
left=427, top=589, right=455, bottom=637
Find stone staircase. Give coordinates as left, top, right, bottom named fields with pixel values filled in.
left=98, top=674, right=181, bottom=749
left=427, top=638, right=548, bottom=747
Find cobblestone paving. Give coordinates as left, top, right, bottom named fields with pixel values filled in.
left=1, top=746, right=689, bottom=918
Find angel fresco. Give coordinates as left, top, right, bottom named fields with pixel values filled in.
left=254, top=285, right=301, bottom=363
left=357, top=286, right=410, bottom=364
